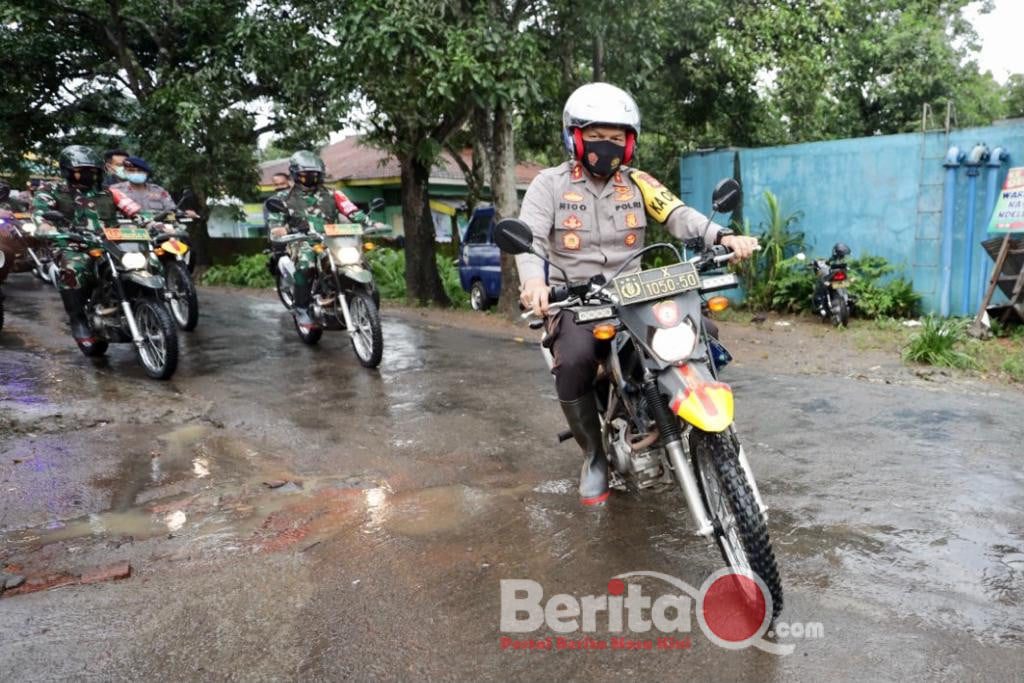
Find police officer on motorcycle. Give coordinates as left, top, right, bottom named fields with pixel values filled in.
left=265, top=150, right=373, bottom=331
left=32, top=145, right=125, bottom=350
left=515, top=82, right=759, bottom=506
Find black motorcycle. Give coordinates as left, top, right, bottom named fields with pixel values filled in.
left=496, top=178, right=783, bottom=620
left=138, top=211, right=199, bottom=331
left=41, top=212, right=179, bottom=380
left=805, top=242, right=852, bottom=326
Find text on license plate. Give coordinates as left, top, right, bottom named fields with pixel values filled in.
left=613, top=262, right=700, bottom=305
left=103, top=226, right=149, bottom=241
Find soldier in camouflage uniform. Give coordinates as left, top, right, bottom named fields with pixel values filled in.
left=265, top=150, right=372, bottom=330
left=32, top=145, right=128, bottom=349
left=515, top=83, right=760, bottom=505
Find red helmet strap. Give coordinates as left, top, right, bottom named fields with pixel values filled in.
left=624, top=131, right=636, bottom=164
left=572, top=128, right=584, bottom=160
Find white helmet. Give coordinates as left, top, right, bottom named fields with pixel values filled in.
left=562, top=82, right=641, bottom=161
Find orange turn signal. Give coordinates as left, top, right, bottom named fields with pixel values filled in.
left=593, top=323, right=617, bottom=341
left=88, top=248, right=104, bottom=258
left=707, top=296, right=729, bottom=313
left=312, top=243, right=326, bottom=253
left=154, top=247, right=166, bottom=256
left=363, top=242, right=376, bottom=251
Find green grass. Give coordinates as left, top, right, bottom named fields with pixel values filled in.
left=903, top=317, right=979, bottom=370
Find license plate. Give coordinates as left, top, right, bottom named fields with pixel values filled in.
left=103, top=226, right=149, bottom=241
left=832, top=281, right=849, bottom=288
left=323, top=223, right=361, bottom=236
left=613, top=262, right=700, bottom=305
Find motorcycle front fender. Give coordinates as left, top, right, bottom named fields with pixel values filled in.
left=124, top=271, right=165, bottom=290
left=658, top=361, right=734, bottom=433
left=339, top=265, right=373, bottom=285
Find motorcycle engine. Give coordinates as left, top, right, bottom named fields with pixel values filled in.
left=608, top=418, right=665, bottom=489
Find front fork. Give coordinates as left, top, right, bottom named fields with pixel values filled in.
left=105, top=253, right=145, bottom=347
left=645, top=372, right=769, bottom=538
left=326, top=251, right=354, bottom=330
left=643, top=372, right=715, bottom=537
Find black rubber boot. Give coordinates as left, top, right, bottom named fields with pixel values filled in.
left=560, top=393, right=610, bottom=506
left=59, top=289, right=94, bottom=342
left=291, top=278, right=319, bottom=329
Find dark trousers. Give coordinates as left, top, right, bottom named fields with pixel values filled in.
left=547, top=312, right=610, bottom=401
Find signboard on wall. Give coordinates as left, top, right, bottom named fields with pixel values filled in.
left=988, top=167, right=1024, bottom=233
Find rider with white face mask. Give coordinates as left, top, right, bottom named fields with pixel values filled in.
left=110, top=156, right=177, bottom=214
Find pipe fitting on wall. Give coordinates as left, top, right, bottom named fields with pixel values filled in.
left=987, top=146, right=1008, bottom=167
left=943, top=146, right=965, bottom=168
left=965, top=144, right=990, bottom=177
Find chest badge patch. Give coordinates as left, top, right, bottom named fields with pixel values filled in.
left=625, top=212, right=640, bottom=228
left=571, top=164, right=584, bottom=181
left=562, top=191, right=584, bottom=202
left=614, top=186, right=635, bottom=201
left=562, top=214, right=583, bottom=230
left=624, top=232, right=638, bottom=247
left=562, top=232, right=581, bottom=250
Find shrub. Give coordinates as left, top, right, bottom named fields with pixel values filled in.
left=1002, top=353, right=1024, bottom=382
left=201, top=253, right=274, bottom=288
left=903, top=317, right=979, bottom=369
left=734, top=190, right=806, bottom=311
left=847, top=255, right=920, bottom=318
left=365, top=246, right=469, bottom=307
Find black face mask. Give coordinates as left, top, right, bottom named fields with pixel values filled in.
left=581, top=139, right=625, bottom=178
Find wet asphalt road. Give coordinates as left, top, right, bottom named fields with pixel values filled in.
left=0, top=276, right=1023, bottom=682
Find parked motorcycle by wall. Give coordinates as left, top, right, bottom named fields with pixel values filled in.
left=41, top=212, right=179, bottom=380
left=265, top=197, right=388, bottom=367
left=803, top=242, right=852, bottom=326
left=496, top=178, right=783, bottom=620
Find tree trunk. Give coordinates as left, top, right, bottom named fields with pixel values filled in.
left=592, top=33, right=605, bottom=82
left=489, top=105, right=522, bottom=318
left=399, top=152, right=449, bottom=306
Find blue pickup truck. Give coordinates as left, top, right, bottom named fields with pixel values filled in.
left=458, top=206, right=501, bottom=310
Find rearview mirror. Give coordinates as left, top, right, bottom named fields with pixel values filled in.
left=494, top=218, right=534, bottom=255
left=711, top=178, right=741, bottom=214
left=369, top=198, right=386, bottom=213
left=264, top=197, right=289, bottom=215
left=176, top=188, right=200, bottom=213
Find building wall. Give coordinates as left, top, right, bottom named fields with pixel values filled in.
left=680, top=120, right=1024, bottom=314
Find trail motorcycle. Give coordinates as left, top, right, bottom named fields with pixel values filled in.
left=804, top=242, right=852, bottom=327
left=265, top=197, right=388, bottom=367
left=0, top=209, right=60, bottom=287
left=126, top=210, right=198, bottom=331
left=496, top=178, right=783, bottom=619
left=41, top=211, right=179, bottom=380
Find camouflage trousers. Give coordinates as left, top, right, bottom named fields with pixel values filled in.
left=55, top=247, right=96, bottom=292
left=288, top=239, right=317, bottom=289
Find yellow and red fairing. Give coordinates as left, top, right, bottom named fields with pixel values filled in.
left=658, top=363, right=734, bottom=433
left=161, top=238, right=189, bottom=256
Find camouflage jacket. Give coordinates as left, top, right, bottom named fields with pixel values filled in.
left=32, top=182, right=121, bottom=233
left=265, top=185, right=366, bottom=234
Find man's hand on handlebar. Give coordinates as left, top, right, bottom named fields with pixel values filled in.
left=520, top=277, right=550, bottom=317
left=720, top=234, right=760, bottom=261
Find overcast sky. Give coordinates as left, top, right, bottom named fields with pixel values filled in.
left=967, top=0, right=1024, bottom=83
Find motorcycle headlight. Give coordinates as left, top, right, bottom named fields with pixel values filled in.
left=651, top=318, right=698, bottom=363
left=333, top=245, right=362, bottom=265
left=121, top=252, right=148, bottom=270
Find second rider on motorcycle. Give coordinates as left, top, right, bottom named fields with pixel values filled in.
left=515, top=82, right=760, bottom=506
left=265, top=150, right=372, bottom=332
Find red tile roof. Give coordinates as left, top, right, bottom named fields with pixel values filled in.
left=259, top=135, right=544, bottom=188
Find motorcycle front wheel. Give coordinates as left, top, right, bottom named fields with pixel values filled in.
left=691, top=429, right=783, bottom=620
left=348, top=290, right=383, bottom=368
left=276, top=271, right=294, bottom=309
left=133, top=299, right=179, bottom=380
left=166, top=261, right=199, bottom=331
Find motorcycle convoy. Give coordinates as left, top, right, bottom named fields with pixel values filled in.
left=3, top=151, right=792, bottom=619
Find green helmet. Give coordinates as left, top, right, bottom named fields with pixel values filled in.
left=288, top=150, right=325, bottom=189
left=58, top=145, right=104, bottom=189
